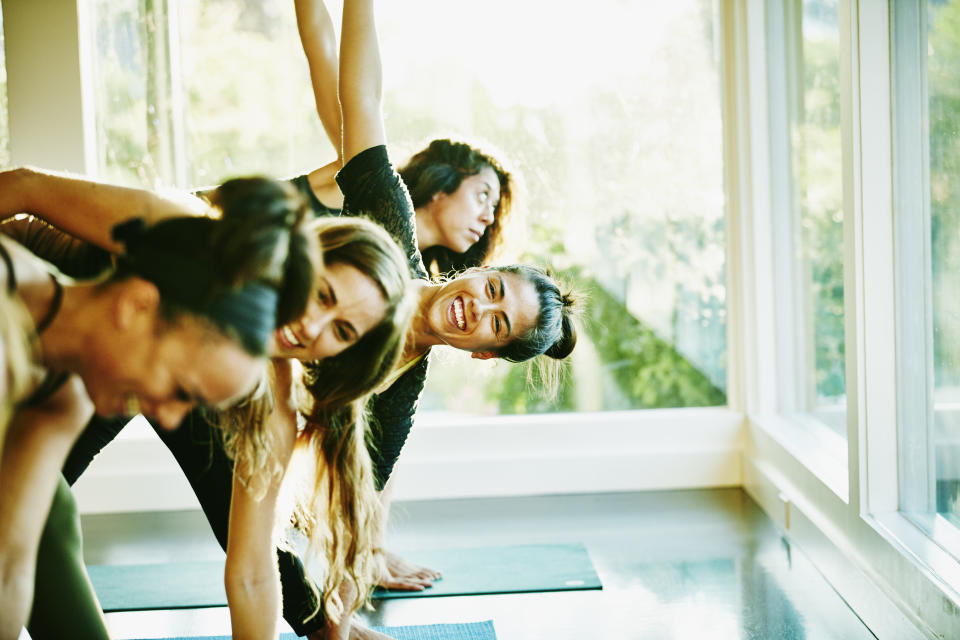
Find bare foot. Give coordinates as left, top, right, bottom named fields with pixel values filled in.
left=378, top=549, right=442, bottom=591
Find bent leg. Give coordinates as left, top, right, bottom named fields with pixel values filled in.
left=28, top=475, right=110, bottom=640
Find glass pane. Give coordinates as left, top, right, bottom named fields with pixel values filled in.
left=90, top=0, right=328, bottom=187
left=788, top=0, right=846, bottom=435
left=0, top=4, right=9, bottom=168
left=928, top=0, right=960, bottom=528
left=398, top=0, right=727, bottom=415
left=89, top=0, right=728, bottom=416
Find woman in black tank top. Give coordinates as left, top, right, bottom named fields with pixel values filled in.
left=0, top=176, right=316, bottom=638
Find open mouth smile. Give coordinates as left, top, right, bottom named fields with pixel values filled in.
left=277, top=325, right=305, bottom=349
left=451, top=296, right=466, bottom=331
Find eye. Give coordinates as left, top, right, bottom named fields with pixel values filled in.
left=487, top=280, right=496, bottom=299
left=335, top=322, right=354, bottom=343
left=494, top=316, right=502, bottom=336
left=175, top=387, right=191, bottom=403
left=478, top=190, right=489, bottom=202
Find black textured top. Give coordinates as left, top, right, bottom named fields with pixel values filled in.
left=288, top=173, right=342, bottom=219
left=297, top=146, right=433, bottom=490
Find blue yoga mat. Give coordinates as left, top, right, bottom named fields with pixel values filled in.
left=138, top=620, right=496, bottom=640
left=88, top=543, right=601, bottom=612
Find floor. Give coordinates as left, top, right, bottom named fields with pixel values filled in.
left=81, top=489, right=879, bottom=640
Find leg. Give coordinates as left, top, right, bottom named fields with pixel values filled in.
left=28, top=476, right=110, bottom=640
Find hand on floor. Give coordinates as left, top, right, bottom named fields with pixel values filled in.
left=310, top=616, right=398, bottom=640
left=378, top=549, right=442, bottom=591
left=348, top=620, right=398, bottom=640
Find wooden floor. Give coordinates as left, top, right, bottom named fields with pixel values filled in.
left=80, top=489, right=881, bottom=640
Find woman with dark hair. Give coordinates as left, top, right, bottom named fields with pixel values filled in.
left=0, top=175, right=316, bottom=639
left=20, top=1, right=578, bottom=637
left=0, top=170, right=415, bottom=640
left=292, top=0, right=516, bottom=278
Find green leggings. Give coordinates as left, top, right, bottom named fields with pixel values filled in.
left=28, top=475, right=110, bottom=640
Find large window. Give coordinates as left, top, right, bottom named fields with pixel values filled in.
left=0, top=4, right=9, bottom=168
left=894, top=0, right=960, bottom=540
left=89, top=0, right=729, bottom=416
left=770, top=0, right=846, bottom=438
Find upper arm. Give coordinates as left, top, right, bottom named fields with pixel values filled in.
left=295, top=0, right=343, bottom=158
left=225, top=366, right=298, bottom=580
left=339, top=0, right=387, bottom=164
left=0, top=167, right=208, bottom=254
left=0, top=376, right=93, bottom=558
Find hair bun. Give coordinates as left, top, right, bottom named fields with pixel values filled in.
left=545, top=312, right=577, bottom=360
left=110, top=217, right=148, bottom=249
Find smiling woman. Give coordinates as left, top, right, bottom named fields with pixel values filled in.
left=0, top=171, right=316, bottom=638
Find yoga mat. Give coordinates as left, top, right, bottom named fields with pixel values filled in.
left=138, top=620, right=496, bottom=640
left=89, top=543, right=600, bottom=612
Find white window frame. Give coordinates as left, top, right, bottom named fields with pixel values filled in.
left=740, top=0, right=960, bottom=638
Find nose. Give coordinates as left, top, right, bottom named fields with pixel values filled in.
left=301, top=305, right=333, bottom=341
left=478, top=202, right=495, bottom=226
left=470, top=296, right=497, bottom=321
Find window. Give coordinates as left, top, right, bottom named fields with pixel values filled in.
left=89, top=0, right=729, bottom=416
left=770, top=0, right=846, bottom=438
left=0, top=4, right=9, bottom=168
left=894, top=0, right=960, bottom=541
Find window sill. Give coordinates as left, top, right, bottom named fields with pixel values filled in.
left=748, top=412, right=848, bottom=502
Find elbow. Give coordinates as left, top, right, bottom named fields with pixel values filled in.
left=224, top=558, right=278, bottom=603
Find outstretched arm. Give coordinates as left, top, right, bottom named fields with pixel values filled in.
left=295, top=0, right=343, bottom=162
left=339, top=0, right=386, bottom=165
left=0, top=167, right=208, bottom=255
left=224, top=363, right=297, bottom=640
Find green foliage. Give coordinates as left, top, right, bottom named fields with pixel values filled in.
left=929, top=0, right=960, bottom=387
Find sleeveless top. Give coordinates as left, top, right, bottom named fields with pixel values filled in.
left=0, top=239, right=69, bottom=406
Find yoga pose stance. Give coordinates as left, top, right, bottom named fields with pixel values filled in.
left=0, top=175, right=315, bottom=640
left=21, top=1, right=578, bottom=638
left=292, top=0, right=516, bottom=278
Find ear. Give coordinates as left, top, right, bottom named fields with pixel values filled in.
left=471, top=350, right=498, bottom=360
left=113, top=277, right=161, bottom=332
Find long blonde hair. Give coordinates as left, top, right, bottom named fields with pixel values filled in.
left=220, top=216, right=415, bottom=623
left=293, top=217, right=414, bottom=623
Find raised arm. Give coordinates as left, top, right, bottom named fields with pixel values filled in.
left=0, top=167, right=208, bottom=255
left=339, top=0, right=386, bottom=164
left=295, top=0, right=343, bottom=162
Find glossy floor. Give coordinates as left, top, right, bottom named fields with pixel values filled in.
left=82, top=489, right=879, bottom=640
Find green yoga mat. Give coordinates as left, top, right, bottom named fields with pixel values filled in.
left=138, top=620, right=496, bottom=640
left=88, top=543, right=600, bottom=612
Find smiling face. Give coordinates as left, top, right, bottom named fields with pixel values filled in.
left=81, top=289, right=264, bottom=430
left=422, top=270, right=540, bottom=356
left=269, top=261, right=389, bottom=361
left=423, top=166, right=501, bottom=254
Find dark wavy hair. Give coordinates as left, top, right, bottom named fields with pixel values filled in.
left=399, top=138, right=514, bottom=276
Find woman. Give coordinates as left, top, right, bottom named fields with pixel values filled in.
left=0, top=175, right=315, bottom=639
left=0, top=181, right=413, bottom=640
left=32, top=2, right=577, bottom=637
left=292, top=0, right=516, bottom=278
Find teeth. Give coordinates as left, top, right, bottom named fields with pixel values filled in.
left=282, top=326, right=303, bottom=348
left=454, top=298, right=465, bottom=330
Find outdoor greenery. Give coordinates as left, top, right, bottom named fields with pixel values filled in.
left=930, top=0, right=960, bottom=389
